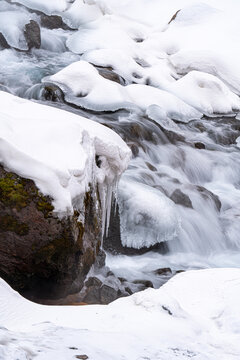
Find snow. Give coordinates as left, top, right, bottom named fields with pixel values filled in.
left=62, top=0, right=103, bottom=29
left=0, top=91, right=131, bottom=219
left=10, top=0, right=69, bottom=15
left=166, top=71, right=240, bottom=116
left=0, top=268, right=240, bottom=359
left=45, top=60, right=202, bottom=120
left=44, top=60, right=133, bottom=111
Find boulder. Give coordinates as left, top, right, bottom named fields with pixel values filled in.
left=0, top=165, right=102, bottom=301
left=0, top=32, right=10, bottom=49
left=24, top=20, right=41, bottom=50
left=40, top=14, right=69, bottom=29
left=170, top=189, right=193, bottom=209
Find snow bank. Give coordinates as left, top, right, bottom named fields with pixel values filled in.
left=0, top=91, right=131, bottom=221
left=0, top=268, right=240, bottom=359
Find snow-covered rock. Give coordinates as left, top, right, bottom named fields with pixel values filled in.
left=0, top=268, right=240, bottom=359
left=0, top=91, right=131, bottom=217
left=0, top=90, right=130, bottom=299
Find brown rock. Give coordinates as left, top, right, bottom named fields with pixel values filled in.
left=24, top=20, right=41, bottom=50
left=0, top=165, right=102, bottom=301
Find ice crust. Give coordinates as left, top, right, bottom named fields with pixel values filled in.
left=0, top=91, right=131, bottom=222
left=0, top=268, right=240, bottom=359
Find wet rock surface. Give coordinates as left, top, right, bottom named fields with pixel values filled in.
left=0, top=32, right=10, bottom=49
left=24, top=20, right=41, bottom=50
left=0, top=165, right=102, bottom=300
left=170, top=189, right=193, bottom=209
left=40, top=14, right=69, bottom=30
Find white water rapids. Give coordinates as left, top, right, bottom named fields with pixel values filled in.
left=1, top=0, right=240, bottom=288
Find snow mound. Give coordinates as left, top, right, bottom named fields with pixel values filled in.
left=45, top=60, right=202, bottom=120
left=44, top=60, right=133, bottom=111
left=0, top=268, right=240, bottom=359
left=167, top=71, right=240, bottom=116
left=0, top=91, right=131, bottom=220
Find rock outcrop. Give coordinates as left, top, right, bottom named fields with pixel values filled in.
left=0, top=165, right=102, bottom=301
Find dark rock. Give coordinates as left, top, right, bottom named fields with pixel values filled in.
left=128, top=143, right=139, bottom=157
left=85, top=277, right=103, bottom=288
left=100, top=284, right=118, bottom=304
left=194, top=142, right=205, bottom=149
left=40, top=14, right=68, bottom=29
left=97, top=66, right=125, bottom=85
left=168, top=9, right=181, bottom=24
left=196, top=185, right=221, bottom=211
left=125, top=287, right=133, bottom=295
left=75, top=356, right=88, bottom=360
left=0, top=165, right=102, bottom=301
left=82, top=281, right=119, bottom=305
left=133, top=280, right=153, bottom=288
left=24, top=20, right=41, bottom=50
left=145, top=162, right=157, bottom=172
left=0, top=32, right=10, bottom=49
left=82, top=286, right=101, bottom=304
left=170, top=189, right=193, bottom=209
left=154, top=267, right=172, bottom=276
left=107, top=270, right=115, bottom=277
left=42, top=84, right=64, bottom=102
left=162, top=305, right=173, bottom=315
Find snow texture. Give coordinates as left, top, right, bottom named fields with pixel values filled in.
left=0, top=268, right=240, bottom=359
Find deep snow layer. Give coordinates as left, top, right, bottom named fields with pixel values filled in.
left=0, top=268, right=240, bottom=360
left=0, top=91, right=131, bottom=220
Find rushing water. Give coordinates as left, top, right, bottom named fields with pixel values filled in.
left=1, top=17, right=240, bottom=289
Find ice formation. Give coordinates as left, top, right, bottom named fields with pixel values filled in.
left=0, top=91, right=131, bottom=229
left=119, top=179, right=180, bottom=249
left=0, top=268, right=240, bottom=359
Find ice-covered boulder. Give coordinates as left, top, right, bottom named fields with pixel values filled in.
left=0, top=91, right=131, bottom=299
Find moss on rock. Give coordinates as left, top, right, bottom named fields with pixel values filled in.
left=0, top=174, right=29, bottom=209
left=0, top=214, right=29, bottom=236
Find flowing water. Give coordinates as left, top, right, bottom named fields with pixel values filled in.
left=1, top=12, right=240, bottom=290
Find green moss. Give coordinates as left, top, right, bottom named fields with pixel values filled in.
left=37, top=197, right=54, bottom=218
left=0, top=215, right=29, bottom=236
left=0, top=174, right=29, bottom=209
